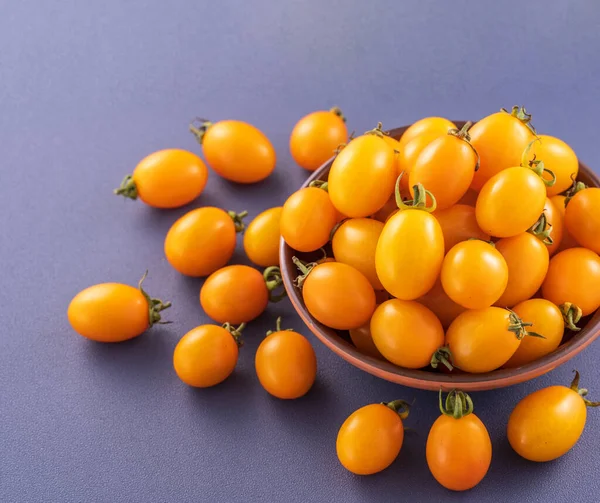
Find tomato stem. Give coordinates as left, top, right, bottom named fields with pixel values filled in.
left=114, top=175, right=138, bottom=200
left=227, top=210, right=248, bottom=233
left=501, top=105, right=536, bottom=134
left=395, top=174, right=437, bottom=213
left=266, top=316, right=294, bottom=336
left=308, top=179, right=329, bottom=192
left=292, top=256, right=317, bottom=289
left=507, top=309, right=545, bottom=340
left=364, top=122, right=385, bottom=138
left=383, top=399, right=411, bottom=420
left=189, top=118, right=213, bottom=144
left=329, top=106, right=347, bottom=123
left=564, top=179, right=588, bottom=205
left=570, top=370, right=600, bottom=407
left=431, top=346, right=454, bottom=371
left=263, top=266, right=287, bottom=302
left=528, top=212, right=554, bottom=246
left=560, top=303, right=583, bottom=332
left=520, top=139, right=556, bottom=187
left=138, top=271, right=172, bottom=327
left=223, top=322, right=245, bottom=347
left=439, top=389, right=474, bottom=419
left=447, top=121, right=480, bottom=171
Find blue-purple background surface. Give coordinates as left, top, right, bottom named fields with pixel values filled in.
left=1, top=1, right=600, bottom=502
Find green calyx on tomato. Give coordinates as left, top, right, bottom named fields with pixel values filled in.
left=308, top=179, right=329, bottom=192
left=500, top=105, right=536, bottom=134
left=329, top=106, right=347, bottom=123
left=560, top=302, right=583, bottom=332
left=507, top=309, right=545, bottom=340
left=227, top=210, right=249, bottom=233
left=564, top=179, right=588, bottom=205
left=431, top=346, right=455, bottom=372
left=570, top=371, right=600, bottom=407
left=222, top=322, right=246, bottom=347
left=263, top=266, right=287, bottom=302
left=292, top=256, right=317, bottom=289
left=382, top=399, right=411, bottom=420
left=520, top=139, right=556, bottom=188
left=394, top=174, right=437, bottom=213
left=528, top=212, right=554, bottom=246
left=137, top=270, right=172, bottom=327
left=447, top=121, right=480, bottom=172
left=114, top=174, right=138, bottom=200
left=188, top=118, right=213, bottom=144
left=364, top=122, right=386, bottom=138
left=439, top=389, right=474, bottom=419
left=266, top=316, right=294, bottom=336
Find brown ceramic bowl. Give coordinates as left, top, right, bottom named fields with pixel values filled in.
left=280, top=121, right=600, bottom=391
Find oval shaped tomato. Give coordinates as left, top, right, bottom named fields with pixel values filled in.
left=243, top=207, right=282, bottom=267
left=550, top=195, right=578, bottom=253
left=332, top=218, right=384, bottom=290
left=280, top=187, right=337, bottom=252
left=508, top=371, right=598, bottom=461
left=165, top=207, right=243, bottom=277
left=397, top=117, right=456, bottom=152
left=255, top=319, right=317, bottom=399
left=370, top=299, right=444, bottom=369
left=469, top=107, right=536, bottom=191
left=542, top=248, right=600, bottom=316
left=503, top=299, right=564, bottom=368
left=526, top=135, right=578, bottom=196
left=441, top=240, right=508, bottom=309
left=494, top=233, right=549, bottom=308
left=173, top=324, right=241, bottom=387
left=565, top=187, right=600, bottom=254
left=290, top=108, right=348, bottom=171
left=376, top=209, right=444, bottom=300
left=301, top=261, right=376, bottom=330
left=417, top=279, right=466, bottom=329
left=476, top=166, right=547, bottom=237
left=433, top=204, right=490, bottom=252
left=349, top=322, right=384, bottom=359
left=191, top=120, right=275, bottom=183
left=395, top=131, right=440, bottom=191
left=336, top=401, right=408, bottom=475
left=328, top=133, right=396, bottom=217
left=115, top=149, right=208, bottom=208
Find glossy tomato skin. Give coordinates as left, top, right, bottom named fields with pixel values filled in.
left=203, top=120, right=275, bottom=183
left=349, top=322, right=384, bottom=359
left=381, top=135, right=403, bottom=180
left=469, top=111, right=535, bottom=191
left=371, top=299, right=444, bottom=369
left=290, top=110, right=347, bottom=171
left=336, top=404, right=404, bottom=475
left=550, top=195, right=578, bottom=253
left=397, top=117, right=456, bottom=152
left=542, top=248, right=600, bottom=316
left=332, top=218, right=384, bottom=290
left=200, top=265, right=268, bottom=324
left=565, top=188, right=600, bottom=253
left=255, top=330, right=317, bottom=399
left=476, top=167, right=547, bottom=237
left=504, top=299, right=564, bottom=368
left=543, top=197, right=564, bottom=256
left=243, top=207, right=282, bottom=267
left=526, top=135, right=578, bottom=196
left=508, top=385, right=587, bottom=461
left=426, top=414, right=492, bottom=491
left=130, top=149, right=208, bottom=208
left=441, top=240, right=508, bottom=309
left=495, top=233, right=549, bottom=308
left=434, top=204, right=490, bottom=253
left=303, top=262, right=376, bottom=330
left=376, top=209, right=444, bottom=300
left=280, top=187, right=337, bottom=252
left=173, top=325, right=238, bottom=387
left=417, top=279, right=466, bottom=329
left=68, top=283, right=149, bottom=342
left=328, top=134, right=396, bottom=217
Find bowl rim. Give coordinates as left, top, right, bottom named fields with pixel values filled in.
left=280, top=121, right=600, bottom=391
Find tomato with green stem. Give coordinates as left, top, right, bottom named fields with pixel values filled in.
left=525, top=134, right=578, bottom=196
left=565, top=186, right=600, bottom=254
left=243, top=207, right=282, bottom=267
left=433, top=204, right=490, bottom=253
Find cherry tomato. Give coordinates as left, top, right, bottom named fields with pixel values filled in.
left=290, top=107, right=348, bottom=171
left=281, top=187, right=337, bottom=252
left=173, top=323, right=242, bottom=387
left=417, top=279, right=466, bottom=329
left=349, top=322, right=384, bottom=359
left=441, top=240, right=508, bottom=309
left=446, top=307, right=529, bottom=372
left=565, top=187, right=600, bottom=253
left=395, top=131, right=440, bottom=192
left=190, top=119, right=275, bottom=183
left=469, top=106, right=536, bottom=191
left=426, top=390, right=491, bottom=491
left=328, top=128, right=396, bottom=217
left=526, top=135, right=578, bottom=196
left=68, top=272, right=171, bottom=343
left=243, top=207, right=282, bottom=267
left=542, top=248, right=600, bottom=316
left=299, top=260, right=376, bottom=330
left=541, top=197, right=563, bottom=256
left=433, top=204, right=490, bottom=252
left=494, top=233, right=549, bottom=308
left=503, top=299, right=564, bottom=368
left=114, top=149, right=208, bottom=208
left=397, top=117, right=456, bottom=152
left=508, top=371, right=599, bottom=461
left=550, top=195, right=578, bottom=253
left=332, top=218, right=384, bottom=290
left=370, top=299, right=444, bottom=369
left=165, top=207, right=245, bottom=277
left=336, top=401, right=409, bottom=475
left=255, top=318, right=317, bottom=399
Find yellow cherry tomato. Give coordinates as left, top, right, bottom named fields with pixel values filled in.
left=243, top=207, right=282, bottom=267
left=417, top=279, right=466, bottom=329
left=397, top=117, right=456, bottom=152
left=433, top=204, right=490, bottom=252
left=526, top=135, right=578, bottom=196
left=565, top=187, right=600, bottom=254
left=349, top=322, right=384, bottom=359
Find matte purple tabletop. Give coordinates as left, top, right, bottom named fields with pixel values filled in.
left=2, top=2, right=600, bottom=502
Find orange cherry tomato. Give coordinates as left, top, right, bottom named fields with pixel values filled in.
left=395, top=131, right=440, bottom=192
left=503, top=299, right=564, bottom=368
left=417, top=279, right=466, bottom=329
left=191, top=119, right=275, bottom=183
left=332, top=218, right=384, bottom=290
left=68, top=272, right=171, bottom=343
left=255, top=318, right=317, bottom=399
left=526, top=135, right=578, bottom=196
left=280, top=187, right=337, bottom=252
left=469, top=107, right=536, bottom=191
left=243, top=207, right=282, bottom=267
left=349, top=322, right=384, bottom=359
left=433, top=204, right=490, bottom=252
left=542, top=248, right=600, bottom=316
left=114, top=149, right=208, bottom=208
left=173, top=323, right=242, bottom=387
left=550, top=195, right=578, bottom=253
left=370, top=299, right=444, bottom=369
left=441, top=240, right=508, bottom=309
left=165, top=207, right=245, bottom=277
left=290, top=107, right=348, bottom=171
left=565, top=187, right=600, bottom=254
left=336, top=401, right=408, bottom=475
left=397, top=117, right=456, bottom=152
left=328, top=130, right=396, bottom=217
left=300, top=261, right=376, bottom=330
left=427, top=390, right=491, bottom=491
left=494, top=233, right=549, bottom=308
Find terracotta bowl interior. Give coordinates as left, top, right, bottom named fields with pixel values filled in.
left=280, top=121, right=600, bottom=391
